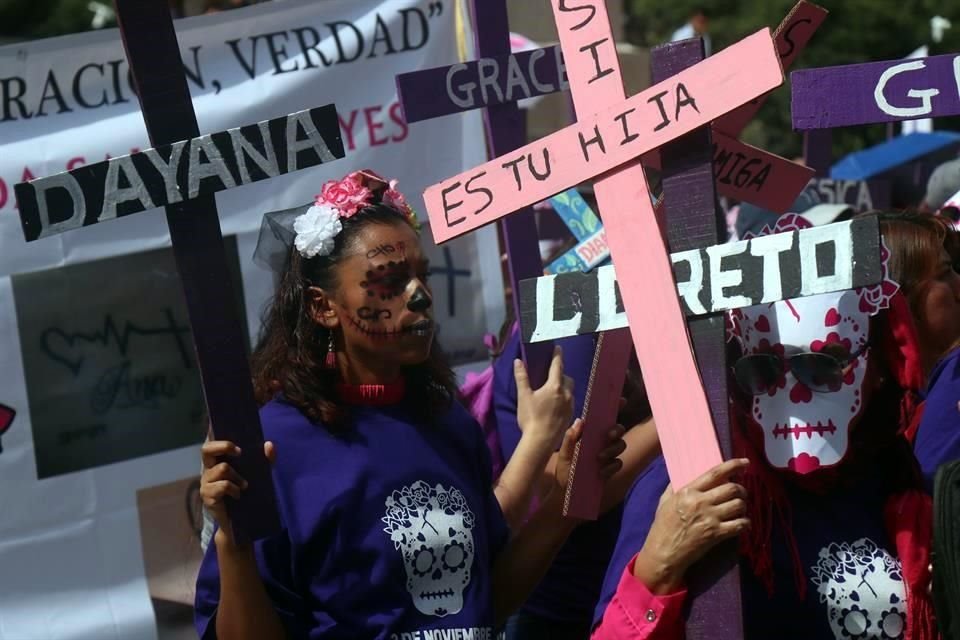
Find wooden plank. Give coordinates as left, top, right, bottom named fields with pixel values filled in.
left=16, top=107, right=345, bottom=241
left=711, top=131, right=815, bottom=213
left=396, top=45, right=567, bottom=122
left=470, top=0, right=557, bottom=388
left=518, top=217, right=883, bottom=342
left=804, top=129, right=833, bottom=176
left=652, top=37, right=741, bottom=640
left=547, top=0, right=726, bottom=491
left=112, top=0, right=281, bottom=541
left=715, top=1, right=828, bottom=137
left=424, top=29, right=784, bottom=245
left=792, top=52, right=960, bottom=130
left=561, top=328, right=633, bottom=519
left=644, top=130, right=816, bottom=214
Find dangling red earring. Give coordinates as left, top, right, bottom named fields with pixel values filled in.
left=325, top=332, right=337, bottom=370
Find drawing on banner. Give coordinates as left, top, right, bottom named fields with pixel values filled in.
left=11, top=239, right=247, bottom=478
left=0, top=403, right=14, bottom=454
left=15, top=106, right=346, bottom=241
left=135, top=476, right=205, bottom=636
left=419, top=230, right=490, bottom=364
left=429, top=247, right=471, bottom=317
left=520, top=216, right=882, bottom=341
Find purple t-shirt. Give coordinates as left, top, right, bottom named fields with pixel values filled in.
left=195, top=396, right=509, bottom=640
left=493, top=328, right=623, bottom=623
left=596, top=457, right=910, bottom=639
left=916, top=347, right=960, bottom=492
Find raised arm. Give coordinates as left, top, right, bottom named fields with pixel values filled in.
left=493, top=419, right=626, bottom=625
left=493, top=347, right=574, bottom=529
left=599, top=417, right=661, bottom=514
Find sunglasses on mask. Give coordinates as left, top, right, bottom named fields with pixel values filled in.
left=733, top=343, right=869, bottom=395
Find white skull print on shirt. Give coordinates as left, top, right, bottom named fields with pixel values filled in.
left=382, top=481, right=476, bottom=617
left=811, top=538, right=906, bottom=640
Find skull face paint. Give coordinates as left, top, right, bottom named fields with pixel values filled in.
left=735, top=289, right=871, bottom=474
left=382, top=481, right=475, bottom=617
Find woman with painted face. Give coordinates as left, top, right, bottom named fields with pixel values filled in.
left=590, top=214, right=939, bottom=640
left=194, top=170, right=625, bottom=640
left=876, top=212, right=960, bottom=491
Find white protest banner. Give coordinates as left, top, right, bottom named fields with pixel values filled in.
left=0, top=2, right=499, bottom=638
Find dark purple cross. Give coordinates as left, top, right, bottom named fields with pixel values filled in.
left=397, top=0, right=582, bottom=387
left=792, top=52, right=960, bottom=130
left=792, top=53, right=960, bottom=209
left=651, top=37, right=743, bottom=640
left=12, top=0, right=350, bottom=542
left=108, top=0, right=281, bottom=542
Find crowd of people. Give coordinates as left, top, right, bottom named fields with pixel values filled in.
left=191, top=151, right=960, bottom=639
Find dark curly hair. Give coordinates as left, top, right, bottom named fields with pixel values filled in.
left=250, top=203, right=458, bottom=427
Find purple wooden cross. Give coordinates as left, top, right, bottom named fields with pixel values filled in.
left=397, top=44, right=567, bottom=123
left=793, top=52, right=960, bottom=129
left=397, top=0, right=581, bottom=387
left=651, top=37, right=743, bottom=640
left=804, top=129, right=834, bottom=177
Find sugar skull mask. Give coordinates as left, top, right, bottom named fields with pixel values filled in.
left=729, top=215, right=899, bottom=475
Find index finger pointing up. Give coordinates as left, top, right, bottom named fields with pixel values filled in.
left=547, top=345, right=565, bottom=385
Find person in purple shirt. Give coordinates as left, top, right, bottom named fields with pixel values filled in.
left=875, top=212, right=960, bottom=491
left=492, top=325, right=660, bottom=640
left=592, top=213, right=939, bottom=640
left=195, top=170, right=626, bottom=640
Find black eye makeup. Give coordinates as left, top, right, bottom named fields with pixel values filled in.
left=361, top=260, right=410, bottom=301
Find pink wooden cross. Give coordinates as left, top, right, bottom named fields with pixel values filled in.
left=423, top=23, right=783, bottom=492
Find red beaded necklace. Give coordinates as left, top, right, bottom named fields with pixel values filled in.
left=335, top=378, right=406, bottom=406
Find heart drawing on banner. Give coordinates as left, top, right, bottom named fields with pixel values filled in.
left=38, top=312, right=195, bottom=378
left=0, top=403, right=16, bottom=455
left=40, top=327, right=88, bottom=376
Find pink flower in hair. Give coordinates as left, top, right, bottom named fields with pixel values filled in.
left=382, top=179, right=408, bottom=212
left=316, top=174, right=373, bottom=218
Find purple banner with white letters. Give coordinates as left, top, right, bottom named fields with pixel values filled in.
left=792, top=53, right=960, bottom=130
left=396, top=45, right=567, bottom=122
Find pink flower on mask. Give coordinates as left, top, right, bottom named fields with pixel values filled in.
left=857, top=239, right=900, bottom=315
left=316, top=174, right=373, bottom=218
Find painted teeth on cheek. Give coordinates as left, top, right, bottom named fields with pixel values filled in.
left=347, top=315, right=404, bottom=340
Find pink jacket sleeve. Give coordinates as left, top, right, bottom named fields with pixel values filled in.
left=591, top=553, right=687, bottom=640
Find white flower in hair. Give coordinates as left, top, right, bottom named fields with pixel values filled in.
left=293, top=204, right=342, bottom=258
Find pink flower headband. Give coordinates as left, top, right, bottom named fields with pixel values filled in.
left=293, top=170, right=419, bottom=259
